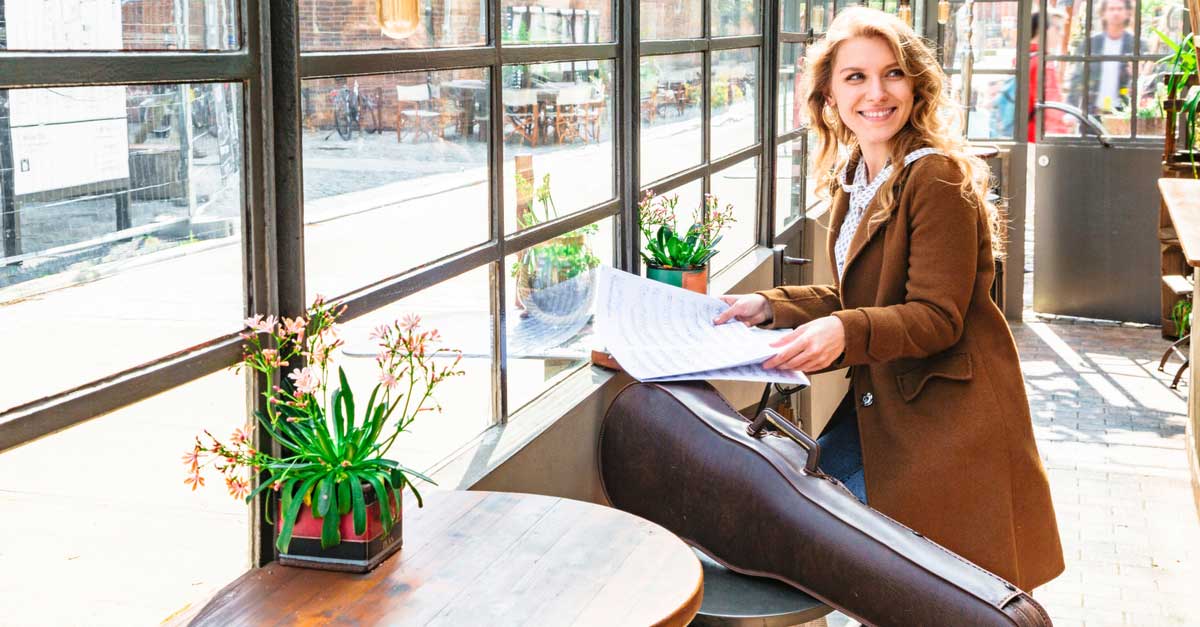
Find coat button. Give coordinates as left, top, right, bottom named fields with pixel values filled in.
left=861, top=392, right=874, bottom=407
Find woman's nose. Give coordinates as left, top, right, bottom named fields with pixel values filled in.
left=866, top=78, right=887, bottom=101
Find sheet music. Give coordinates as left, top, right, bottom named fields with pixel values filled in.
left=595, top=267, right=810, bottom=388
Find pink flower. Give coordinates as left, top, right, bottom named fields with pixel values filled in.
left=230, top=428, right=249, bottom=445
left=181, top=450, right=200, bottom=467
left=184, top=473, right=205, bottom=491
left=288, top=366, right=320, bottom=395
left=282, top=316, right=306, bottom=338
left=369, top=324, right=390, bottom=341
left=380, top=372, right=400, bottom=391
left=399, top=313, right=421, bottom=332
left=260, top=349, right=287, bottom=368
left=226, top=476, right=250, bottom=499
left=244, top=315, right=277, bottom=334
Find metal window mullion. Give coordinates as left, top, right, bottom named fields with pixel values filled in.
left=702, top=0, right=713, bottom=201
left=710, top=35, right=763, bottom=51
left=300, top=47, right=496, bottom=78
left=337, top=243, right=501, bottom=321
left=641, top=39, right=709, bottom=56
left=244, top=0, right=278, bottom=568
left=505, top=201, right=621, bottom=252
left=500, top=43, right=618, bottom=64
left=0, top=51, right=253, bottom=90
left=621, top=0, right=640, bottom=273
left=0, top=337, right=245, bottom=456
left=488, top=0, right=507, bottom=426
left=1081, top=0, right=1094, bottom=117
left=761, top=0, right=779, bottom=246
left=1130, top=0, right=1142, bottom=139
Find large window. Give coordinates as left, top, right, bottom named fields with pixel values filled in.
left=0, top=0, right=893, bottom=621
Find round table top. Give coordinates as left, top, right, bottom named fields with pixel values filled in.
left=190, top=491, right=704, bottom=626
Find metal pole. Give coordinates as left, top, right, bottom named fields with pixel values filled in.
left=0, top=1, right=19, bottom=261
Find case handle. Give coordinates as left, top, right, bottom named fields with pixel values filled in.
left=747, top=409, right=821, bottom=474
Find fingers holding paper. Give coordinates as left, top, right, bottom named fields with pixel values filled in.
left=763, top=316, right=846, bottom=373
left=712, top=294, right=773, bottom=327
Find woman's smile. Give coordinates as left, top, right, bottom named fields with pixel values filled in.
left=858, top=106, right=898, bottom=122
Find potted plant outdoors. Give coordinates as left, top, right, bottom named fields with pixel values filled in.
left=638, top=190, right=736, bottom=294
left=1154, top=28, right=1200, bottom=174
left=511, top=172, right=601, bottom=324
left=183, top=297, right=464, bottom=573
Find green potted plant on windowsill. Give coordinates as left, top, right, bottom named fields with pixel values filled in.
left=183, top=297, right=463, bottom=573
left=638, top=190, right=736, bottom=294
left=511, top=172, right=602, bottom=324
left=1154, top=28, right=1200, bottom=174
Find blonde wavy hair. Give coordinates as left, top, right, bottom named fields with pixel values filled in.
left=805, top=7, right=1003, bottom=254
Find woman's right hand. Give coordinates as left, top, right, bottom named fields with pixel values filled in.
left=712, top=294, right=773, bottom=327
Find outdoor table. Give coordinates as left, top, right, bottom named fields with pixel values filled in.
left=186, top=490, right=704, bottom=626
left=1158, top=177, right=1200, bottom=518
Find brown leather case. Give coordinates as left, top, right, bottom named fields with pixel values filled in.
left=598, top=381, right=1052, bottom=627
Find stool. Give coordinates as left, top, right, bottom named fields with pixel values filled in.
left=689, top=549, right=832, bottom=626
left=1159, top=274, right=1192, bottom=389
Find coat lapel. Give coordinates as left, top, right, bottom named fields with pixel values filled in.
left=840, top=189, right=894, bottom=284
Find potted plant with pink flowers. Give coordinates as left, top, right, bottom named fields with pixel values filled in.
left=183, top=296, right=463, bottom=572
left=638, top=190, right=736, bottom=294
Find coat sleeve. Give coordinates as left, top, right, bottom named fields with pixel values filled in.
left=753, top=284, right=842, bottom=329
left=830, top=159, right=979, bottom=366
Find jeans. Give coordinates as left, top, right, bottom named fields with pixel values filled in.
left=817, top=395, right=868, bottom=504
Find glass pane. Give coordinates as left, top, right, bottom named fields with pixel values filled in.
left=336, top=265, right=495, bottom=468
left=811, top=0, right=832, bottom=32
left=781, top=0, right=806, bottom=32
left=1135, top=71, right=1168, bottom=137
left=505, top=218, right=614, bottom=413
left=301, top=69, right=489, bottom=300
left=943, top=1, right=1019, bottom=71
left=710, top=48, right=760, bottom=158
left=1046, top=60, right=1087, bottom=137
left=503, top=61, right=615, bottom=234
left=778, top=43, right=807, bottom=134
left=501, top=0, right=614, bottom=44
left=299, top=0, right=484, bottom=50
left=0, top=0, right=239, bottom=51
left=713, top=0, right=761, bottom=36
left=1040, top=59, right=1079, bottom=136
left=775, top=138, right=805, bottom=235
left=0, top=371, right=249, bottom=624
left=1140, top=0, right=1190, bottom=58
left=641, top=0, right=703, bottom=39
left=708, top=157, right=758, bottom=273
left=640, top=54, right=703, bottom=184
left=1066, top=59, right=1134, bottom=118
left=0, top=83, right=244, bottom=413
left=967, top=73, right=1017, bottom=140
left=1087, top=0, right=1139, bottom=55
left=805, top=127, right=824, bottom=208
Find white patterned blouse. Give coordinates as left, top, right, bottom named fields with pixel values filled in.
left=833, top=147, right=942, bottom=281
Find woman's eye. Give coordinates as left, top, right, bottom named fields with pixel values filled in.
left=887, top=69, right=906, bottom=78
left=846, top=73, right=864, bottom=81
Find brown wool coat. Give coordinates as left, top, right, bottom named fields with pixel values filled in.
left=757, top=154, right=1064, bottom=591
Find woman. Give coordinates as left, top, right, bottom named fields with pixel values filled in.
left=713, top=8, right=1064, bottom=591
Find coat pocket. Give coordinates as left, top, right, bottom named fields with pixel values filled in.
left=894, top=352, right=973, bottom=402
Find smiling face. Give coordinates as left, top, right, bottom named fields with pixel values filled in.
left=828, top=36, right=914, bottom=158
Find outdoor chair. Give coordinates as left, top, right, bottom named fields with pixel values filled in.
left=552, top=85, right=594, bottom=144
left=1159, top=273, right=1192, bottom=389
left=395, top=83, right=442, bottom=143
left=503, top=89, right=540, bottom=146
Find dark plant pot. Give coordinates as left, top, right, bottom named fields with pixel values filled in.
left=276, top=484, right=403, bottom=573
left=646, top=264, right=708, bottom=294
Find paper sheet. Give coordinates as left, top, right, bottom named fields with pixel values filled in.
left=595, top=267, right=810, bottom=387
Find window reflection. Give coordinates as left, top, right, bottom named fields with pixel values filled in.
left=1, top=0, right=239, bottom=51
left=778, top=43, right=807, bottom=134
left=505, top=218, right=614, bottom=413
left=709, top=158, right=758, bottom=273
left=300, top=69, right=490, bottom=301
left=0, top=82, right=244, bottom=414
left=776, top=139, right=805, bottom=235
left=501, top=0, right=613, bottom=44
left=335, top=265, right=495, bottom=466
left=502, top=61, right=615, bottom=234
left=299, top=0, right=484, bottom=51
left=713, top=0, right=760, bottom=36
left=711, top=48, right=760, bottom=158
left=641, top=54, right=703, bottom=184
left=641, top=0, right=703, bottom=39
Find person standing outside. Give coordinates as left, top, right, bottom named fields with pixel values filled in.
left=1031, top=9, right=1074, bottom=139
left=1071, top=0, right=1136, bottom=115
left=713, top=8, right=1064, bottom=591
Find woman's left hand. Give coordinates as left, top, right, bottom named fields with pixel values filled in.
left=762, top=316, right=846, bottom=373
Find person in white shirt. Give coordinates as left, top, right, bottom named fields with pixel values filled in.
left=1070, top=0, right=1136, bottom=114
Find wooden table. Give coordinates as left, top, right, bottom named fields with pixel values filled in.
left=1159, top=177, right=1200, bottom=522
left=188, top=491, right=704, bottom=626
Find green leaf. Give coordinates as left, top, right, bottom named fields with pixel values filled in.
left=276, top=475, right=321, bottom=552
left=349, top=475, right=367, bottom=535
left=315, top=475, right=333, bottom=518
left=338, top=367, right=355, bottom=438
left=320, top=489, right=341, bottom=549
left=363, top=472, right=394, bottom=533
left=337, top=478, right=352, bottom=516
left=393, top=464, right=437, bottom=486
left=332, top=387, right=345, bottom=445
